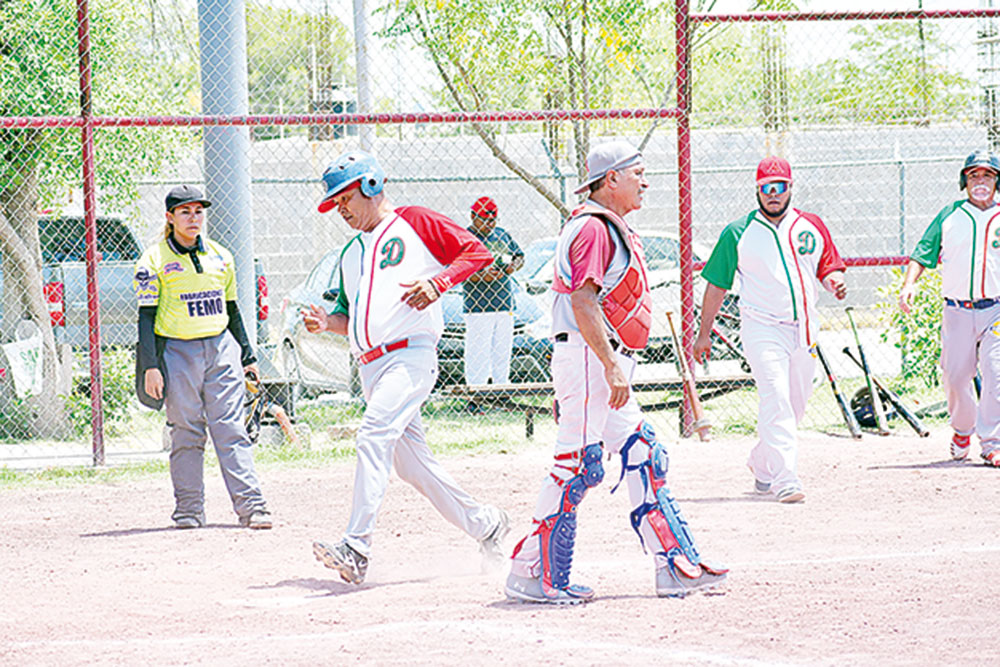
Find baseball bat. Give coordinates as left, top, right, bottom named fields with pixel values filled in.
left=814, top=342, right=863, bottom=439
left=841, top=347, right=930, bottom=438
left=666, top=311, right=711, bottom=441
left=844, top=307, right=891, bottom=436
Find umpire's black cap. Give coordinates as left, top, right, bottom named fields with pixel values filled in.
left=165, top=185, right=212, bottom=213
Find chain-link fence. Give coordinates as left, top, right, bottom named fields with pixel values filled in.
left=0, top=1, right=995, bottom=467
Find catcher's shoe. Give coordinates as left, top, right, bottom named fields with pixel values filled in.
left=775, top=485, right=805, bottom=504
left=504, top=572, right=594, bottom=605
left=172, top=511, right=205, bottom=529
left=981, top=449, right=1000, bottom=468
left=753, top=478, right=771, bottom=495
left=239, top=509, right=273, bottom=530
left=479, top=508, right=511, bottom=569
left=313, top=540, right=368, bottom=585
left=951, top=433, right=972, bottom=461
left=656, top=560, right=728, bottom=598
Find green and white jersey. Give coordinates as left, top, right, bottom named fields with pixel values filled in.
left=702, top=208, right=846, bottom=346
left=911, top=199, right=1000, bottom=300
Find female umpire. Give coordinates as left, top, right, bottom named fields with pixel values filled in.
left=133, top=185, right=272, bottom=529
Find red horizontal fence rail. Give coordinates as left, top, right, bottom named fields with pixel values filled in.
left=0, top=107, right=684, bottom=130
left=692, top=256, right=909, bottom=273
left=692, top=9, right=1000, bottom=23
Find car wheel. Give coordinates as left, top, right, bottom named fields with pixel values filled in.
left=281, top=340, right=304, bottom=404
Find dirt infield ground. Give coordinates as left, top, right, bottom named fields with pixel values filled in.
left=3, top=425, right=1000, bottom=666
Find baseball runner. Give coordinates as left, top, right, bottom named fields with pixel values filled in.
left=695, top=157, right=847, bottom=503
left=899, top=149, right=1000, bottom=467
left=505, top=141, right=728, bottom=604
left=305, top=150, right=511, bottom=585
left=133, top=185, right=272, bottom=529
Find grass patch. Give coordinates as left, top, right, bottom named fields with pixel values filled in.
left=0, top=459, right=169, bottom=488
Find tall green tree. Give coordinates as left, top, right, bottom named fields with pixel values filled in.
left=800, top=21, right=971, bottom=125
left=246, top=2, right=354, bottom=140
left=0, top=0, right=189, bottom=436
left=376, top=0, right=772, bottom=216
left=378, top=0, right=684, bottom=217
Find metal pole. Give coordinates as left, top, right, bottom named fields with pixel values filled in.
left=898, top=160, right=906, bottom=256
left=198, top=0, right=257, bottom=349
left=353, top=0, right=375, bottom=151
left=77, top=0, right=105, bottom=465
left=676, top=0, right=695, bottom=437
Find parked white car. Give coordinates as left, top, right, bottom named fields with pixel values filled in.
left=515, top=232, right=743, bottom=367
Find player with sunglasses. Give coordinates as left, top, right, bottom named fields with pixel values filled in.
left=694, top=157, right=847, bottom=503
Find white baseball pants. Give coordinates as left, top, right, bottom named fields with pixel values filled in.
left=343, top=336, right=498, bottom=557
left=941, top=303, right=1000, bottom=454
left=463, top=311, right=514, bottom=385
left=742, top=317, right=815, bottom=493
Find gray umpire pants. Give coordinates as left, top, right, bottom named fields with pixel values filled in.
left=163, top=332, right=267, bottom=522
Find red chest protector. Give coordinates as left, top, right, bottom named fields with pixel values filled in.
left=566, top=205, right=652, bottom=350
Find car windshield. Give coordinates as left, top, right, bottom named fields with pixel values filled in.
left=305, top=251, right=341, bottom=293
left=39, top=216, right=142, bottom=262
left=518, top=238, right=557, bottom=282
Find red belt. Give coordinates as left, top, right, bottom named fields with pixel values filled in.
left=357, top=339, right=409, bottom=365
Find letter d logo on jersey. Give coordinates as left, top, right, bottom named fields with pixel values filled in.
left=380, top=237, right=405, bottom=269
left=797, top=230, right=816, bottom=255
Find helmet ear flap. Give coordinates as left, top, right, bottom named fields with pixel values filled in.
left=359, top=174, right=383, bottom=198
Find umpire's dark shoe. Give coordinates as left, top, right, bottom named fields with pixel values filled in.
left=239, top=509, right=273, bottom=529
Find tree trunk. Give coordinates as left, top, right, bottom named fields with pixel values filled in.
left=0, top=159, right=70, bottom=438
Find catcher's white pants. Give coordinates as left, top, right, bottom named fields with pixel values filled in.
left=941, top=303, right=1000, bottom=454
left=742, top=317, right=815, bottom=493
left=511, top=334, right=672, bottom=578
left=343, top=336, right=497, bottom=558
left=463, top=311, right=514, bottom=385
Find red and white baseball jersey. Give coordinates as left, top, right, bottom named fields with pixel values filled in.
left=702, top=208, right=845, bottom=346
left=911, top=199, right=1000, bottom=300
left=332, top=206, right=491, bottom=355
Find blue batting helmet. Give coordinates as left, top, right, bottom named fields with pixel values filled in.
left=318, top=151, right=386, bottom=213
left=959, top=149, right=1000, bottom=190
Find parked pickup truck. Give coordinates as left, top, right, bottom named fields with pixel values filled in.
left=5, top=216, right=270, bottom=347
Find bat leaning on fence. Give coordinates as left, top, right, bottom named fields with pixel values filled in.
left=813, top=342, right=862, bottom=439
left=844, top=306, right=891, bottom=436
left=665, top=311, right=712, bottom=441
left=841, top=347, right=930, bottom=438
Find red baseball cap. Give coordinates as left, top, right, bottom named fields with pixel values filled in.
left=471, top=196, right=498, bottom=218
left=756, top=156, right=793, bottom=185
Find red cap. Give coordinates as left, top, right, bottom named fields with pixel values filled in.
left=471, top=196, right=498, bottom=218
left=756, top=156, right=792, bottom=185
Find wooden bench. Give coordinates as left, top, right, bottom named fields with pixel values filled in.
left=439, top=376, right=756, bottom=439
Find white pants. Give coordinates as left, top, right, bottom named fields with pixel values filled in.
left=463, top=311, right=514, bottom=385
left=942, top=303, right=1000, bottom=454
left=510, top=335, right=676, bottom=577
left=344, top=337, right=497, bottom=557
left=742, top=317, right=816, bottom=492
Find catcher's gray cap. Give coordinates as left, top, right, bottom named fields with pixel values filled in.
left=574, top=141, right=642, bottom=195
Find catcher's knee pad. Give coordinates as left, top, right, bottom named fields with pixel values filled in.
left=536, top=443, right=604, bottom=596
left=611, top=421, right=667, bottom=494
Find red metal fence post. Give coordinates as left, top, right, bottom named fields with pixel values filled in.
left=77, top=0, right=105, bottom=466
left=676, top=0, right=696, bottom=437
